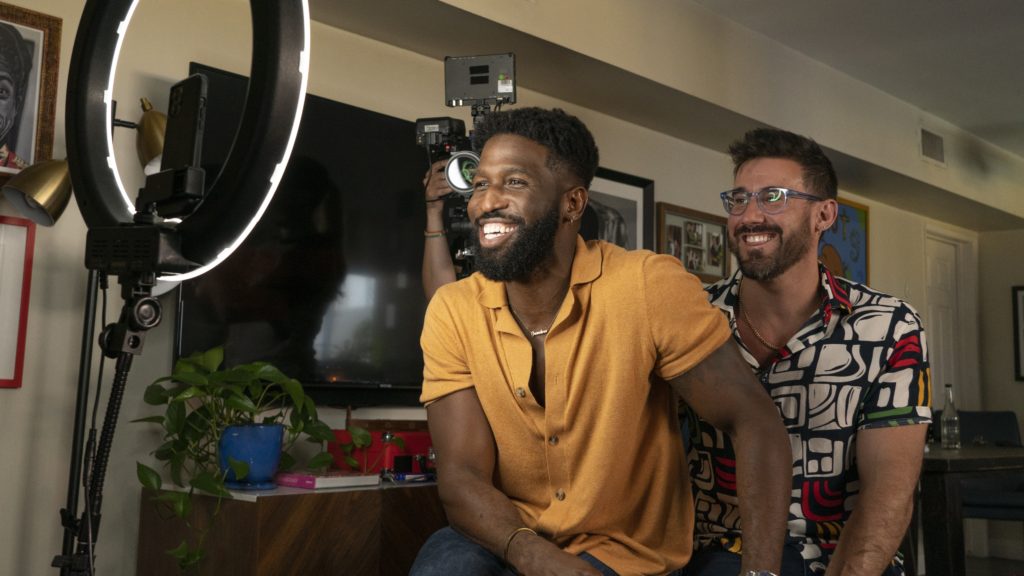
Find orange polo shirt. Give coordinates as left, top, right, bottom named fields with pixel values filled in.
left=421, top=237, right=731, bottom=575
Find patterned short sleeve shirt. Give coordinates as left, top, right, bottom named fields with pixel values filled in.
left=687, top=265, right=932, bottom=574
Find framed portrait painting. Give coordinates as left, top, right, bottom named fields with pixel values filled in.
left=656, top=202, right=730, bottom=284
left=586, top=167, right=654, bottom=250
left=0, top=2, right=62, bottom=181
left=818, top=197, right=869, bottom=285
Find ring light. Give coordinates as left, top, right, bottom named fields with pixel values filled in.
left=65, top=0, right=310, bottom=283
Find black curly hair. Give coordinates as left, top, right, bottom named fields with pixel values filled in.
left=472, top=107, right=599, bottom=188
left=728, top=127, right=838, bottom=199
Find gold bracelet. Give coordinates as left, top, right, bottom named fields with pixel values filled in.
left=424, top=229, right=446, bottom=238
left=502, top=526, right=537, bottom=564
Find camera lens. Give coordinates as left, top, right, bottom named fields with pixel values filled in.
left=445, top=151, right=479, bottom=196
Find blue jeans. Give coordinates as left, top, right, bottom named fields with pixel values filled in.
left=411, top=526, right=686, bottom=576
left=681, top=544, right=904, bottom=576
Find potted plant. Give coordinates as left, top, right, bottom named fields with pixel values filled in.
left=134, top=345, right=335, bottom=572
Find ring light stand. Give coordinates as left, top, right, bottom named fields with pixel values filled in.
left=54, top=1, right=309, bottom=573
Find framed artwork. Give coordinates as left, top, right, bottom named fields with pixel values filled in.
left=0, top=3, right=62, bottom=182
left=819, top=197, right=869, bottom=284
left=1014, top=286, right=1024, bottom=382
left=0, top=215, right=35, bottom=388
left=587, top=167, right=654, bottom=250
left=656, top=202, right=729, bottom=284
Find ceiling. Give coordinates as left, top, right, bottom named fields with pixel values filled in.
left=309, top=0, right=1024, bottom=229
left=692, top=0, right=1024, bottom=158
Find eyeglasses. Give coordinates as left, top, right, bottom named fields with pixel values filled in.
left=719, top=187, right=824, bottom=215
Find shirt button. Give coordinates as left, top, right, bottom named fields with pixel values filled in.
left=555, top=489, right=566, bottom=501
left=548, top=435, right=559, bottom=446
left=516, top=387, right=526, bottom=398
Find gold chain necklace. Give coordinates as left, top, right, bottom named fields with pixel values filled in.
left=509, top=305, right=552, bottom=338
left=738, top=298, right=782, bottom=353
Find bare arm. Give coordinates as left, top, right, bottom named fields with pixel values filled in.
left=824, top=424, right=927, bottom=576
left=669, top=339, right=791, bottom=574
left=422, top=160, right=457, bottom=300
left=427, top=388, right=600, bottom=576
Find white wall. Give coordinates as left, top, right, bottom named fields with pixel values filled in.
left=978, top=229, right=1024, bottom=559
left=0, top=1, right=1019, bottom=574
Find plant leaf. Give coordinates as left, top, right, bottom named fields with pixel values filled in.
left=345, top=455, right=360, bottom=469
left=143, top=383, right=171, bottom=406
left=137, top=462, right=163, bottom=490
left=165, top=401, right=186, bottom=435
left=305, top=419, right=335, bottom=443
left=200, top=346, right=224, bottom=373
left=278, top=451, right=296, bottom=471
left=226, top=456, right=249, bottom=481
left=280, top=378, right=304, bottom=408
left=192, top=471, right=231, bottom=498
left=130, top=415, right=165, bottom=425
left=255, top=363, right=289, bottom=384
left=154, top=490, right=191, bottom=519
left=349, top=426, right=372, bottom=448
left=307, top=451, right=335, bottom=470
left=225, top=393, right=258, bottom=414
left=167, top=540, right=190, bottom=560
left=386, top=435, right=406, bottom=450
left=171, top=371, right=209, bottom=388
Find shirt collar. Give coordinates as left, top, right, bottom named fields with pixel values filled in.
left=477, top=235, right=602, bottom=309
left=709, top=262, right=852, bottom=318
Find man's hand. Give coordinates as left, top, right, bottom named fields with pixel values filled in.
left=507, top=531, right=602, bottom=576
left=424, top=159, right=451, bottom=204
left=824, top=424, right=927, bottom=576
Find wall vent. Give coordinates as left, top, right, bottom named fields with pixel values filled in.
left=920, top=128, right=946, bottom=165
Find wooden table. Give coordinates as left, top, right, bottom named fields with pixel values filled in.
left=137, top=482, right=447, bottom=576
left=919, top=445, right=1024, bottom=576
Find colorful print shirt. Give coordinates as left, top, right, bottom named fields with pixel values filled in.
left=686, top=265, right=931, bottom=574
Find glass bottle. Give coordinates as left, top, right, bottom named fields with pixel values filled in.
left=940, top=383, right=961, bottom=450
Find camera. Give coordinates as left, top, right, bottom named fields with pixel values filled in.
left=415, top=117, right=472, bottom=165
left=416, top=53, right=516, bottom=277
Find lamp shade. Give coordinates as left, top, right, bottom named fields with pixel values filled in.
left=1, top=158, right=72, bottom=226
left=136, top=97, right=166, bottom=168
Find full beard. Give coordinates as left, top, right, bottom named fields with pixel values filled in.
left=473, top=204, right=560, bottom=283
left=730, top=218, right=814, bottom=281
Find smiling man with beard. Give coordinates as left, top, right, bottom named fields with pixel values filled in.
left=683, top=128, right=931, bottom=576
left=412, top=108, right=791, bottom=576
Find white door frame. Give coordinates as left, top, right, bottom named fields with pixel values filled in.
left=924, top=226, right=981, bottom=408
left=924, top=225, right=984, bottom=561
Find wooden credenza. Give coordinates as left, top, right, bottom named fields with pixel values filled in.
left=137, top=483, right=447, bottom=575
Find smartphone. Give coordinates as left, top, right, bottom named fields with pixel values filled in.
left=160, top=73, right=207, bottom=172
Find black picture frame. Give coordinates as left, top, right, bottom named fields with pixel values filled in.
left=1014, top=286, right=1024, bottom=381
left=588, top=167, right=654, bottom=250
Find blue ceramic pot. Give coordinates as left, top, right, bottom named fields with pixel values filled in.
left=218, top=423, right=284, bottom=490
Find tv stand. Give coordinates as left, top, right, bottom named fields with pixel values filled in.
left=137, top=483, right=446, bottom=575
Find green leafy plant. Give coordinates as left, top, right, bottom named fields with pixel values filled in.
left=134, top=345, right=335, bottom=572
left=334, top=427, right=406, bottom=473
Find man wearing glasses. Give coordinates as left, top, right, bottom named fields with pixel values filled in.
left=683, top=128, right=931, bottom=576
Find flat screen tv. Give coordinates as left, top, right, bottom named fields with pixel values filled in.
left=174, top=62, right=429, bottom=407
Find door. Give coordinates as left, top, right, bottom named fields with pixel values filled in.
left=925, top=230, right=984, bottom=559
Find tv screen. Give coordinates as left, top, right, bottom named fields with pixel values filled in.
left=175, top=62, right=429, bottom=407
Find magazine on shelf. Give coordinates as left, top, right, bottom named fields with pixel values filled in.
left=275, top=469, right=381, bottom=490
